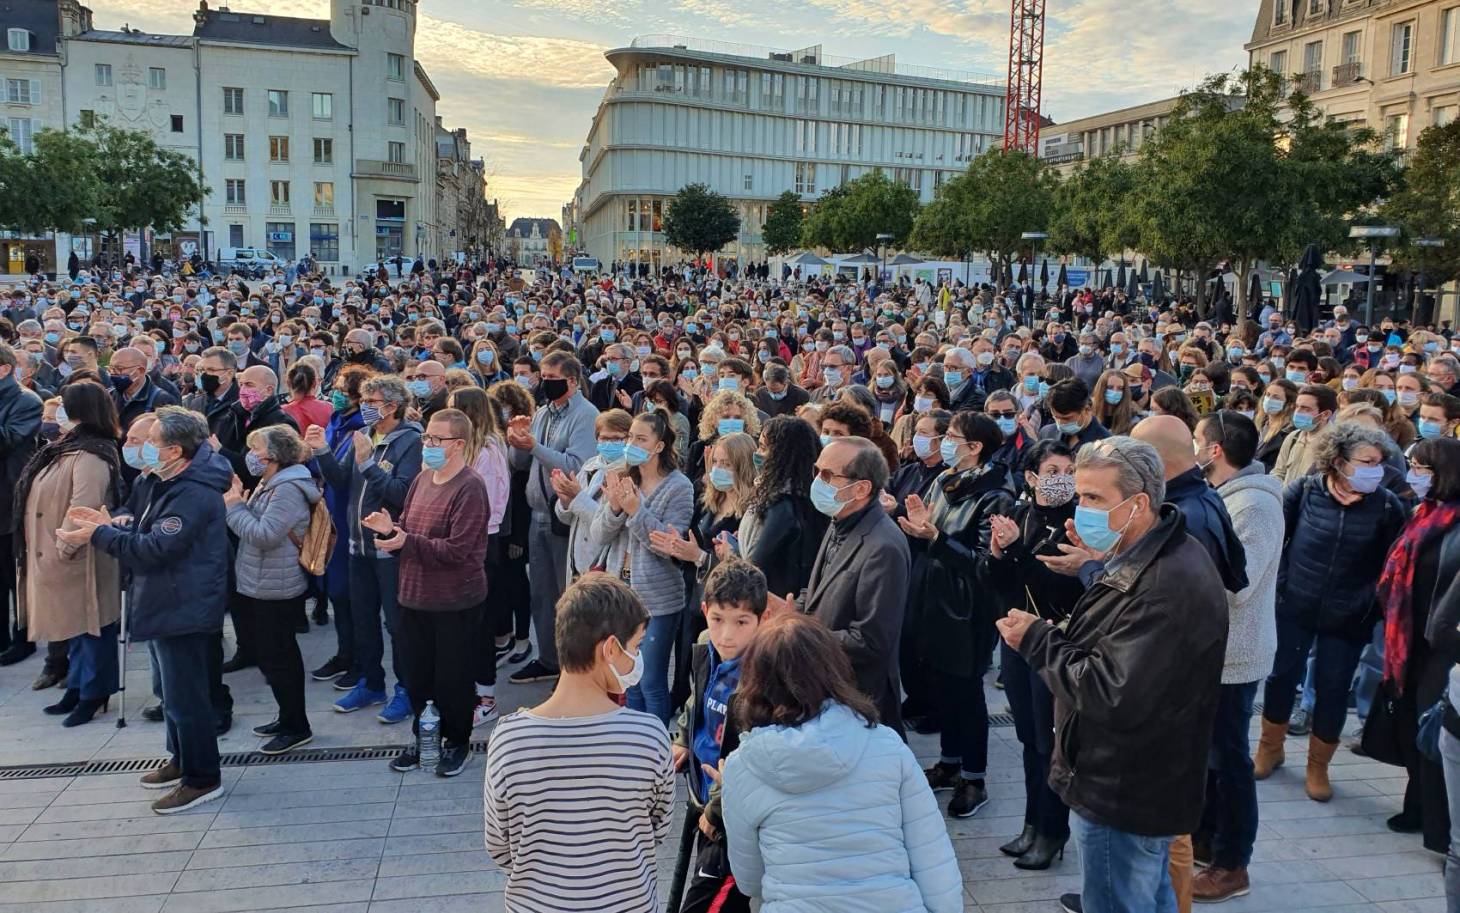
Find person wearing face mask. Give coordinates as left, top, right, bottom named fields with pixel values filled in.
left=752, top=363, right=809, bottom=419
left=403, top=360, right=449, bottom=426
left=1270, top=384, right=1337, bottom=486
left=181, top=347, right=245, bottom=458
left=224, top=323, right=270, bottom=370
left=1255, top=424, right=1405, bottom=806
left=898, top=413, right=1015, bottom=821
left=109, top=346, right=178, bottom=433
left=1037, top=378, right=1110, bottom=452
left=228, top=366, right=298, bottom=485
left=1063, top=333, right=1106, bottom=389
left=1416, top=392, right=1460, bottom=442
left=794, top=436, right=911, bottom=734
left=0, top=344, right=43, bottom=668
left=484, top=575, right=675, bottom=913
left=983, top=441, right=1082, bottom=869
left=997, top=437, right=1228, bottom=913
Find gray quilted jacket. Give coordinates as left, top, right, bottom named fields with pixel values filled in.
left=226, top=463, right=321, bottom=600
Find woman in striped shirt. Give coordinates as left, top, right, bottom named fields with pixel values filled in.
left=484, top=574, right=675, bottom=913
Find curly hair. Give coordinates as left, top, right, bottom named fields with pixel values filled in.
left=698, top=388, right=761, bottom=440
left=487, top=379, right=534, bottom=419
left=1311, top=421, right=1392, bottom=478
left=747, top=414, right=820, bottom=519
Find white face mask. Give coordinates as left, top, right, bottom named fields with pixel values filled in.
left=608, top=638, right=644, bottom=693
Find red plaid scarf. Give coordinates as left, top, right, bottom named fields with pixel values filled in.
left=1380, top=499, right=1460, bottom=693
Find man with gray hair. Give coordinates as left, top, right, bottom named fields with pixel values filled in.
left=66, top=406, right=234, bottom=815
left=783, top=436, right=910, bottom=734
left=811, top=344, right=855, bottom=404
left=998, top=436, right=1228, bottom=913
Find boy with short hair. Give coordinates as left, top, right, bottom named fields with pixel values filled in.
left=483, top=574, right=674, bottom=913
left=671, top=558, right=767, bottom=913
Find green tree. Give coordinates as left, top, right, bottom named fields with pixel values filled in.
left=911, top=150, right=1053, bottom=282
left=800, top=170, right=919, bottom=252
left=762, top=190, right=805, bottom=255
left=1383, top=120, right=1460, bottom=306
left=662, top=182, right=740, bottom=257
left=1047, top=152, right=1137, bottom=267
left=80, top=122, right=206, bottom=252
left=0, top=128, right=103, bottom=236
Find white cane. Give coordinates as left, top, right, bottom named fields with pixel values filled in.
left=115, top=590, right=127, bottom=729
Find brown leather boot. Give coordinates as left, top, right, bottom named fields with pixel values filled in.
left=1306, top=734, right=1340, bottom=802
left=1252, top=717, right=1288, bottom=780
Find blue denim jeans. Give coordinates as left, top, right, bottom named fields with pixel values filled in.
left=1073, top=812, right=1177, bottom=913
left=1263, top=614, right=1364, bottom=744
left=627, top=611, right=680, bottom=725
left=1438, top=728, right=1460, bottom=913
left=1299, top=621, right=1383, bottom=724
left=67, top=623, right=118, bottom=700
left=1199, top=681, right=1260, bottom=869
left=153, top=632, right=221, bottom=788
left=349, top=555, right=403, bottom=693
left=325, top=551, right=354, bottom=668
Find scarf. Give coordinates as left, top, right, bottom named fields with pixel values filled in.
left=1379, top=498, right=1460, bottom=693
left=13, top=431, right=124, bottom=553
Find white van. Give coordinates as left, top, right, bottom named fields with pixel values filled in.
left=220, top=247, right=285, bottom=273
left=571, top=256, right=601, bottom=274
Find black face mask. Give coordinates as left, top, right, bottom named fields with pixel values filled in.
left=541, top=377, right=570, bottom=401
left=200, top=373, right=222, bottom=395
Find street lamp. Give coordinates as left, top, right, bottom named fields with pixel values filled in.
left=1022, top=231, right=1048, bottom=316
left=1416, top=237, right=1447, bottom=324
left=1349, top=225, right=1400, bottom=326
left=875, top=232, right=893, bottom=287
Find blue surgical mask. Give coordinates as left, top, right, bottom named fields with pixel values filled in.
left=1038, top=381, right=1050, bottom=398
left=360, top=402, right=383, bottom=425
left=476, top=349, right=494, bottom=365
left=1023, top=375, right=1039, bottom=392
left=1407, top=469, right=1433, bottom=499
left=820, top=434, right=834, bottom=448
left=227, top=340, right=248, bottom=357
left=624, top=443, right=651, bottom=466
left=1056, top=420, right=1082, bottom=435
left=1347, top=463, right=1384, bottom=494
left=996, top=416, right=1017, bottom=436
left=1418, top=419, right=1445, bottom=440
left=718, top=377, right=740, bottom=392
left=122, top=444, right=147, bottom=470
left=944, top=370, right=963, bottom=387
left=682, top=368, right=698, bottom=381
left=822, top=368, right=842, bottom=387
left=875, top=375, right=894, bottom=389
left=708, top=467, right=735, bottom=491
left=1292, top=412, right=1316, bottom=431
left=912, top=434, right=936, bottom=459
left=1285, top=369, right=1306, bottom=385
left=939, top=437, right=962, bottom=465
left=1074, top=495, right=1136, bottom=554
left=244, top=451, right=268, bottom=477
left=809, top=476, right=848, bottom=517
left=597, top=440, right=626, bottom=463
left=140, top=440, right=164, bottom=470
left=1262, top=397, right=1284, bottom=415
left=717, top=418, right=745, bottom=436
left=600, top=330, right=616, bottom=342
left=768, top=389, right=787, bottom=401
left=1381, top=388, right=1397, bottom=406
left=406, top=379, right=431, bottom=398
left=43, top=331, right=59, bottom=345
left=422, top=446, right=447, bottom=470
left=607, top=361, right=625, bottom=378
left=1104, top=388, right=1123, bottom=405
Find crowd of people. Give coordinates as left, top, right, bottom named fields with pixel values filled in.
left=0, top=257, right=1457, bottom=911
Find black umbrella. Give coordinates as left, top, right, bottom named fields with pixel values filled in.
left=1151, top=270, right=1166, bottom=303
left=1040, top=258, right=1049, bottom=290
left=1292, top=243, right=1323, bottom=332
left=1246, top=269, right=1264, bottom=319
left=1017, top=260, right=1029, bottom=284
left=1139, top=261, right=1150, bottom=284
left=1115, top=262, right=1127, bottom=291
left=1126, top=265, right=1140, bottom=299
left=1056, top=262, right=1068, bottom=288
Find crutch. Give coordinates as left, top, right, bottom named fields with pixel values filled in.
left=665, top=802, right=699, bottom=913
left=115, top=590, right=127, bottom=728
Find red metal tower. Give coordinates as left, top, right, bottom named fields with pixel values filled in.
left=1003, top=0, right=1046, bottom=154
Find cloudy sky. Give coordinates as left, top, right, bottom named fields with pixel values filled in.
left=100, top=0, right=1254, bottom=221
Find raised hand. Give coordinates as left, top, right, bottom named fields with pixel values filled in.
left=351, top=431, right=373, bottom=465
left=303, top=425, right=327, bottom=451
left=361, top=509, right=394, bottom=535
left=989, top=514, right=1019, bottom=559
left=897, top=494, right=936, bottom=540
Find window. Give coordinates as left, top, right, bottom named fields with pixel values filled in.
left=228, top=224, right=244, bottom=248
left=7, top=28, right=30, bottom=51
left=266, top=222, right=295, bottom=260
left=797, top=76, right=819, bottom=114
left=6, top=79, right=33, bottom=104
left=224, top=134, right=245, bottom=160
left=387, top=52, right=406, bottom=81
left=387, top=141, right=405, bottom=163
left=312, top=92, right=333, bottom=119
left=1304, top=40, right=1323, bottom=73
left=223, top=87, right=244, bottom=115
left=1274, top=0, right=1287, bottom=24
left=1391, top=22, right=1413, bottom=75
left=794, top=161, right=816, bottom=194
left=795, top=119, right=817, bottom=154
left=1384, top=112, right=1409, bottom=149
left=1269, top=49, right=1288, bottom=76
left=760, top=72, right=784, bottom=107
left=79, top=109, right=94, bottom=128
left=1308, top=0, right=1324, bottom=13
left=269, top=136, right=289, bottom=162
left=723, top=68, right=748, bottom=104
left=313, top=181, right=334, bottom=208
left=267, top=89, right=288, bottom=117
left=148, top=67, right=166, bottom=90
left=270, top=180, right=290, bottom=205
left=1342, top=30, right=1362, bottom=64
left=313, top=137, right=333, bottom=164
left=743, top=173, right=753, bottom=191
left=170, top=114, right=183, bottom=133
left=309, top=223, right=339, bottom=261
left=225, top=179, right=246, bottom=205
left=1435, top=105, right=1457, bottom=127
left=1443, top=7, right=1459, bottom=66
left=6, top=118, right=33, bottom=154
left=387, top=98, right=405, bottom=125
left=95, top=64, right=112, bottom=87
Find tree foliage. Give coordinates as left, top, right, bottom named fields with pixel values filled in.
left=1383, top=119, right=1460, bottom=287
left=762, top=190, right=804, bottom=255
left=1047, top=153, right=1136, bottom=265
left=0, top=128, right=103, bottom=235
left=662, top=182, right=740, bottom=256
left=800, top=169, right=919, bottom=252
left=910, top=150, right=1054, bottom=280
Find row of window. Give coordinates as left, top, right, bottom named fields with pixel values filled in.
left=1268, top=8, right=1460, bottom=84
left=225, top=222, right=339, bottom=261
left=630, top=60, right=1001, bottom=129
left=223, top=178, right=335, bottom=209
left=222, top=134, right=336, bottom=163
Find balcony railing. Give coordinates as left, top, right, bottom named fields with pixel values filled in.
left=355, top=159, right=417, bottom=180
left=268, top=203, right=292, bottom=216
left=1333, top=60, right=1363, bottom=86
left=1296, top=70, right=1322, bottom=94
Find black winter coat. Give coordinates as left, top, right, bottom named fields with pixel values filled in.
left=0, top=375, right=42, bottom=529
left=985, top=497, right=1083, bottom=623
left=1019, top=505, right=1228, bottom=836
left=1279, top=475, right=1405, bottom=642
left=911, top=462, right=1017, bottom=678
left=746, top=492, right=827, bottom=600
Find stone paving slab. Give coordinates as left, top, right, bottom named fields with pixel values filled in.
left=0, top=624, right=1445, bottom=912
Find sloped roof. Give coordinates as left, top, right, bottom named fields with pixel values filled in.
left=193, top=7, right=349, bottom=50
left=1, top=0, right=61, bottom=56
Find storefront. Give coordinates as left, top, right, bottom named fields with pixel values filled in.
left=0, top=232, right=55, bottom=275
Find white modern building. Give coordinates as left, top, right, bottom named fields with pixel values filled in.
left=1, top=0, right=489, bottom=275
left=573, top=36, right=1006, bottom=273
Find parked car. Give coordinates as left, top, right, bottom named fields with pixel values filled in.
left=219, top=247, right=284, bottom=277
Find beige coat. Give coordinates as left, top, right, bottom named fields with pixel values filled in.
left=1270, top=427, right=1321, bottom=487
left=18, top=452, right=121, bottom=641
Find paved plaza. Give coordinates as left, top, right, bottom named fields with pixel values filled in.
left=0, top=623, right=1446, bottom=913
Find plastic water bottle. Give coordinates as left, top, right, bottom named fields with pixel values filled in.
left=418, top=700, right=440, bottom=769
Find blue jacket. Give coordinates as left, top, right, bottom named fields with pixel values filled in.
left=1165, top=467, right=1248, bottom=594
left=721, top=702, right=963, bottom=913
left=320, top=407, right=366, bottom=574
left=92, top=442, right=233, bottom=642
left=313, top=419, right=422, bottom=559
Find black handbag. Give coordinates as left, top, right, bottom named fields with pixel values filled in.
left=1361, top=685, right=1409, bottom=768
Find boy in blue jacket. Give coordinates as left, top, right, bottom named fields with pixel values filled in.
left=670, top=558, right=766, bottom=913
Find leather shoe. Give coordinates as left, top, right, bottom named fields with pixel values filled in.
left=32, top=668, right=65, bottom=690
left=215, top=712, right=233, bottom=736
left=0, top=641, right=35, bottom=666
left=221, top=654, right=254, bottom=674
left=141, top=703, right=165, bottom=722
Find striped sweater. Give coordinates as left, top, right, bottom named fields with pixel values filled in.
left=484, top=707, right=675, bottom=913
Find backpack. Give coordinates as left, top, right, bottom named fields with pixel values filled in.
left=288, top=494, right=337, bottom=576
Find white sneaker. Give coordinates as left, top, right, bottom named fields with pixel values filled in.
left=472, top=696, right=499, bottom=728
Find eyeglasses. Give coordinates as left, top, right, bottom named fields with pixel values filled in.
left=986, top=410, right=1017, bottom=419
left=420, top=435, right=462, bottom=447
